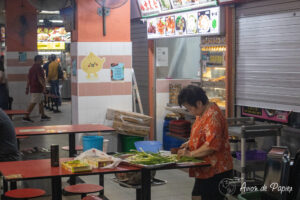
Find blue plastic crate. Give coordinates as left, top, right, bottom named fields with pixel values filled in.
left=134, top=141, right=162, bottom=153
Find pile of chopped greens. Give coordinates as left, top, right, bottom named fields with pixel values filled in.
left=126, top=151, right=177, bottom=165
left=177, top=156, right=203, bottom=163
left=122, top=150, right=203, bottom=165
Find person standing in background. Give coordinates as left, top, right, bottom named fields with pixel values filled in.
left=47, top=54, right=62, bottom=112
left=23, top=55, right=50, bottom=122
left=42, top=55, right=52, bottom=78
left=0, top=55, right=9, bottom=110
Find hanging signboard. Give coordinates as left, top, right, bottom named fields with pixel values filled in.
left=37, top=27, right=71, bottom=43
left=37, top=42, right=65, bottom=50
left=147, top=6, right=222, bottom=39
left=138, top=0, right=217, bottom=17
left=242, top=106, right=289, bottom=123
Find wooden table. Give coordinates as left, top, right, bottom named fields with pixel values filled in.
left=15, top=124, right=115, bottom=157
left=4, top=110, right=29, bottom=119
left=0, top=158, right=140, bottom=200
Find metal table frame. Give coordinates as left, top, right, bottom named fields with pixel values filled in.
left=228, top=117, right=282, bottom=189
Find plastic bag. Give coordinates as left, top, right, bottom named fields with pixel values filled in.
left=74, top=148, right=122, bottom=169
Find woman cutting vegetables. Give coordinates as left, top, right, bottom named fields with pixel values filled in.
left=177, top=85, right=233, bottom=200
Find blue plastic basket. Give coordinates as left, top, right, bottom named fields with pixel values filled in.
left=82, top=135, right=103, bottom=152
left=134, top=141, right=162, bottom=153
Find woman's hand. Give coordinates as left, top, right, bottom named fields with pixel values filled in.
left=177, top=148, right=192, bottom=158
left=179, top=141, right=189, bottom=150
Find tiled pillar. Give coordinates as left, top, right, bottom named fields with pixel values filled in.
left=71, top=0, right=132, bottom=125
left=5, top=0, right=37, bottom=110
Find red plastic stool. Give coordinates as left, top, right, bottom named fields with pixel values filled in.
left=64, top=184, right=104, bottom=198
left=82, top=195, right=103, bottom=200
left=5, top=188, right=45, bottom=199
left=62, top=145, right=83, bottom=151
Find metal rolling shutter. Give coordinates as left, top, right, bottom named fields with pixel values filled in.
left=236, top=0, right=300, bottom=112
left=131, top=19, right=149, bottom=114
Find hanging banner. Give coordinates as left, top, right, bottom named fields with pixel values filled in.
left=147, top=6, right=222, bottom=39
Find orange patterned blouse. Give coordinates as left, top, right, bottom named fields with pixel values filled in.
left=188, top=103, right=233, bottom=179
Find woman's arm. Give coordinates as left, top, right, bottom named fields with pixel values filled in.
left=178, top=143, right=214, bottom=158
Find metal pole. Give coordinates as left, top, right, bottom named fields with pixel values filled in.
left=103, top=7, right=106, bottom=36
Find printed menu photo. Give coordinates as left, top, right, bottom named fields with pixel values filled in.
left=158, top=0, right=172, bottom=11
left=156, top=17, right=166, bottom=36
left=170, top=0, right=185, bottom=9
left=138, top=0, right=161, bottom=16
left=175, top=14, right=187, bottom=36
left=184, top=0, right=201, bottom=6
left=198, top=10, right=210, bottom=34
left=165, top=16, right=175, bottom=36
left=147, top=18, right=158, bottom=39
left=186, top=12, right=197, bottom=34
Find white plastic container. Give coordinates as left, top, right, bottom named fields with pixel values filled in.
left=103, top=139, right=109, bottom=153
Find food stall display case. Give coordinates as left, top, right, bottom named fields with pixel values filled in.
left=200, top=35, right=226, bottom=110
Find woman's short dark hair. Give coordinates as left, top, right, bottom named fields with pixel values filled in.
left=178, top=85, right=208, bottom=107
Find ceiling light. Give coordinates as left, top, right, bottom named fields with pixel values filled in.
left=40, top=10, right=60, bottom=14
left=38, top=19, right=64, bottom=23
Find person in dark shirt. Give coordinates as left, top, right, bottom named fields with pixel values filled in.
left=0, top=108, right=20, bottom=161
left=23, top=55, right=50, bottom=122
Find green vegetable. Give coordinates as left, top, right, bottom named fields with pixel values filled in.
left=126, top=151, right=177, bottom=165
left=177, top=156, right=203, bottom=163
left=124, top=151, right=203, bottom=165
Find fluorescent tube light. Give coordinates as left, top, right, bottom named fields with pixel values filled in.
left=40, top=10, right=60, bottom=14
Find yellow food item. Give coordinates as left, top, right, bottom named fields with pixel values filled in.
left=62, top=160, right=91, bottom=173
left=83, top=157, right=113, bottom=168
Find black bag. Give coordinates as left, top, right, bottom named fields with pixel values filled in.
left=58, top=66, right=63, bottom=79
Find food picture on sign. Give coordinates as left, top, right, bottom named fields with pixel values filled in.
left=170, top=0, right=184, bottom=9
left=198, top=10, right=210, bottom=33
left=147, top=19, right=157, bottom=35
left=184, top=0, right=200, bottom=6
left=165, top=16, right=175, bottom=35
left=37, top=27, right=70, bottom=42
left=187, top=13, right=197, bottom=34
left=175, top=15, right=186, bottom=35
left=157, top=17, right=166, bottom=35
left=159, top=0, right=172, bottom=11
left=138, top=0, right=160, bottom=15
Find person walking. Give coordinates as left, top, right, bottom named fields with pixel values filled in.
left=23, top=55, right=50, bottom=122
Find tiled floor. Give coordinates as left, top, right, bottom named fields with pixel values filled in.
left=10, top=101, right=194, bottom=200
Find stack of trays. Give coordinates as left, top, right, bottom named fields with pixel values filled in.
left=169, top=120, right=191, bottom=137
